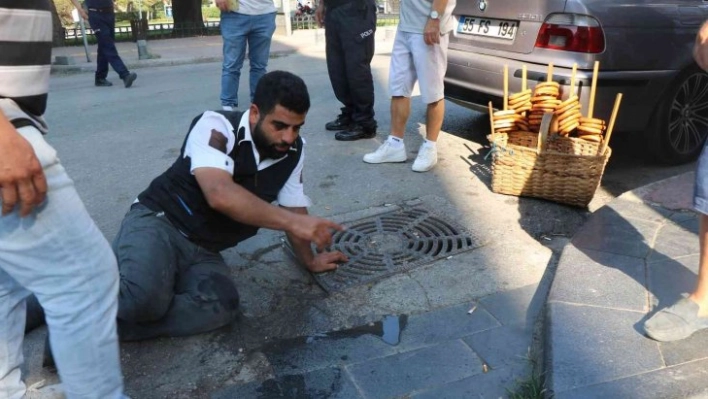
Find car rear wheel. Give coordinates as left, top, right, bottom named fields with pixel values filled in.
left=648, top=65, right=708, bottom=165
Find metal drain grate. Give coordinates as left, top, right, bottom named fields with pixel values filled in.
left=310, top=208, right=481, bottom=292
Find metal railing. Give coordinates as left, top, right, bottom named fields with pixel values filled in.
left=62, top=15, right=398, bottom=45
left=63, top=21, right=221, bottom=46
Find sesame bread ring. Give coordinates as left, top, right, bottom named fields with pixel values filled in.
left=578, top=134, right=602, bottom=143
left=556, top=107, right=581, bottom=122
left=494, top=110, right=517, bottom=117
left=579, top=117, right=605, bottom=126
left=509, top=96, right=531, bottom=106
left=509, top=89, right=532, bottom=100
left=576, top=125, right=604, bottom=135
left=535, top=81, right=560, bottom=89
left=559, top=118, right=580, bottom=132
left=554, top=97, right=579, bottom=113
left=579, top=122, right=604, bottom=131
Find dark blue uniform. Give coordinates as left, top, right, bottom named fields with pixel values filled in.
left=324, top=0, right=378, bottom=140
left=85, top=0, right=134, bottom=85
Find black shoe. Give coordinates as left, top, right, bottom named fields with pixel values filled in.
left=335, top=125, right=376, bottom=141
left=122, top=72, right=137, bottom=88
left=95, top=78, right=113, bottom=87
left=325, top=114, right=353, bottom=131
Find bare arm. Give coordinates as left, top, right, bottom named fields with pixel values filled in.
left=315, top=0, right=325, bottom=27
left=194, top=167, right=344, bottom=250
left=0, top=110, right=47, bottom=216
left=424, top=0, right=449, bottom=45
left=695, top=20, right=708, bottom=70
left=69, top=0, right=88, bottom=20
left=283, top=206, right=348, bottom=272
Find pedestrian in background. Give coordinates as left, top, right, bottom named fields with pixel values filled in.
left=644, top=20, right=708, bottom=342
left=315, top=0, right=378, bottom=141
left=362, top=0, right=455, bottom=172
left=0, top=1, right=127, bottom=398
left=216, top=0, right=277, bottom=111
left=70, top=0, right=138, bottom=88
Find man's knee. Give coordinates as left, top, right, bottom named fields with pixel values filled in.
left=118, top=279, right=173, bottom=323
left=196, top=273, right=240, bottom=315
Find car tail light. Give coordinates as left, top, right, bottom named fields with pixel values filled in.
left=535, top=13, right=605, bottom=53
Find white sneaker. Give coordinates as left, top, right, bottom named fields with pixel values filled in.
left=222, top=105, right=234, bottom=111
left=412, top=145, right=438, bottom=172
left=363, top=141, right=407, bottom=164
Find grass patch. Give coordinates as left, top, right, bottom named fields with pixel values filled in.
left=507, top=371, right=546, bottom=399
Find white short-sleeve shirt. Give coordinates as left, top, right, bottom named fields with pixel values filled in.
left=183, top=110, right=312, bottom=207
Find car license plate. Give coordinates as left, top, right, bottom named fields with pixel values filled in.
left=457, top=16, right=518, bottom=40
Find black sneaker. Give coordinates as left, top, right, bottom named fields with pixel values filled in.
left=335, top=124, right=377, bottom=141
left=95, top=78, right=113, bottom=87
left=325, top=114, right=353, bottom=131
left=122, top=72, right=137, bottom=88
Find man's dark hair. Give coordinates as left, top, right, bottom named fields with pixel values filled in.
left=253, top=71, right=310, bottom=116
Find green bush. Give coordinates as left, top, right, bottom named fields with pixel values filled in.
left=202, top=7, right=221, bottom=19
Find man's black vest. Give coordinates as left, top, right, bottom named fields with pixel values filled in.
left=138, top=111, right=303, bottom=252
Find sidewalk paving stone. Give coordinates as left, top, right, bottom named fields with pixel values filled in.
left=553, top=358, right=708, bottom=399
left=478, top=282, right=547, bottom=329
left=346, top=340, right=483, bottom=399
left=545, top=302, right=663, bottom=394
left=212, top=367, right=363, bottom=399
left=647, top=255, right=700, bottom=308
left=550, top=246, right=647, bottom=311
left=462, top=324, right=531, bottom=368
left=411, top=362, right=530, bottom=399
left=571, top=208, right=661, bottom=259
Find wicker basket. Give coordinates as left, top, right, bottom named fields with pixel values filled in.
left=489, top=131, right=611, bottom=208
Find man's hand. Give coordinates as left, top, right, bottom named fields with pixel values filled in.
left=315, top=4, right=325, bottom=27
left=307, top=251, right=348, bottom=273
left=215, top=0, right=230, bottom=12
left=289, top=213, right=345, bottom=251
left=0, top=123, right=47, bottom=216
left=695, top=20, right=708, bottom=70
left=424, top=19, right=441, bottom=45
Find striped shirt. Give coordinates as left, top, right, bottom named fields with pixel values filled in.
left=0, top=0, right=52, bottom=132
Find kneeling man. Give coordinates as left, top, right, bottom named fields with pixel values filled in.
left=115, top=70, right=347, bottom=340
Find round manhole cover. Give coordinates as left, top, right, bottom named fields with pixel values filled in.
left=366, top=233, right=404, bottom=253
left=311, top=208, right=480, bottom=292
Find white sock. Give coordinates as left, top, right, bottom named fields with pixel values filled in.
left=222, top=105, right=234, bottom=111
left=387, top=136, right=404, bottom=148
left=422, top=139, right=437, bottom=149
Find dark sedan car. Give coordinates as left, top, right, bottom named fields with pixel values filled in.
left=444, top=0, right=708, bottom=164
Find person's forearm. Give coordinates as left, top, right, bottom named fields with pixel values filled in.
left=0, top=109, right=18, bottom=138
left=69, top=0, right=82, bottom=11
left=207, top=180, right=299, bottom=232
left=283, top=207, right=316, bottom=268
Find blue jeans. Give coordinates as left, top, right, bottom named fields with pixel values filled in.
left=0, top=126, right=127, bottom=399
left=220, top=12, right=277, bottom=108
left=88, top=10, right=129, bottom=80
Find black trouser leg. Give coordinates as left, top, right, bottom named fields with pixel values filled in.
left=113, top=205, right=239, bottom=341
left=326, top=1, right=377, bottom=129
left=325, top=14, right=353, bottom=120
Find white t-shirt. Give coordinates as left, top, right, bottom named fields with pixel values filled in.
left=236, top=0, right=276, bottom=15
left=184, top=110, right=312, bottom=208
left=398, top=0, right=457, bottom=35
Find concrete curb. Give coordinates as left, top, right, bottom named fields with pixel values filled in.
left=50, top=50, right=297, bottom=75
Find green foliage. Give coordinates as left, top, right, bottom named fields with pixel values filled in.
left=202, top=6, right=221, bottom=19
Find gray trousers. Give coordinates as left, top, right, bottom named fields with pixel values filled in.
left=113, top=204, right=240, bottom=341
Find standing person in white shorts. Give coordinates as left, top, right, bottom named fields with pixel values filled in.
left=362, top=0, right=456, bottom=172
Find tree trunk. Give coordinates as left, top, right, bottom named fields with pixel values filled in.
left=172, top=0, right=205, bottom=37
left=49, top=0, right=66, bottom=47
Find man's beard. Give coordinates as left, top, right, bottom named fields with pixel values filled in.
left=252, top=119, right=292, bottom=160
